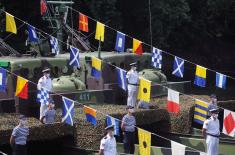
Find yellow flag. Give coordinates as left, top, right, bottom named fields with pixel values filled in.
left=95, top=21, right=105, bottom=42
left=137, top=77, right=151, bottom=102
left=6, top=13, right=17, bottom=34
left=138, top=128, right=151, bottom=155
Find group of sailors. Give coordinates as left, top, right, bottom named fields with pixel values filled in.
left=9, top=63, right=220, bottom=155
left=100, top=62, right=221, bottom=155
left=10, top=67, right=55, bottom=155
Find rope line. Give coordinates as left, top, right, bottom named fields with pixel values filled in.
left=0, top=10, right=232, bottom=153
left=0, top=65, right=206, bottom=154
left=67, top=7, right=235, bottom=81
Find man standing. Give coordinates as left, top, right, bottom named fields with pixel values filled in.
left=37, top=67, right=53, bottom=120
left=99, top=125, right=118, bottom=155
left=10, top=115, right=29, bottom=155
left=40, top=101, right=56, bottom=124
left=202, top=108, right=220, bottom=155
left=208, top=94, right=218, bottom=117
left=121, top=106, right=136, bottom=154
left=126, top=62, right=139, bottom=108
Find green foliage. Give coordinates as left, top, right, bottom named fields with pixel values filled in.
left=80, top=0, right=235, bottom=54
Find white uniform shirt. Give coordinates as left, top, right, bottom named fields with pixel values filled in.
left=100, top=134, right=117, bottom=155
left=126, top=69, right=139, bottom=85
left=37, top=75, right=52, bottom=92
left=203, top=116, right=220, bottom=136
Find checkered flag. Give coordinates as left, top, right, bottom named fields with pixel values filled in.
left=37, top=87, right=49, bottom=105
left=152, top=47, right=162, bottom=69
left=49, top=36, right=60, bottom=56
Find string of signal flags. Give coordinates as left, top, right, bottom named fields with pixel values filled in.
left=2, top=9, right=231, bottom=89
left=1, top=9, right=235, bottom=154
left=0, top=11, right=209, bottom=155
left=2, top=9, right=235, bottom=138
left=0, top=66, right=207, bottom=155
left=69, top=7, right=231, bottom=89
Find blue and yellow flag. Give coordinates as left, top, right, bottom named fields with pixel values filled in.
left=6, top=13, right=17, bottom=34
left=95, top=21, right=105, bottom=42
left=194, top=65, right=207, bottom=87
left=91, top=57, right=102, bottom=79
left=194, top=99, right=209, bottom=125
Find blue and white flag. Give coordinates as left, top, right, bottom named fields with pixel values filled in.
left=27, top=25, right=38, bottom=42
left=172, top=56, right=184, bottom=78
left=216, top=72, right=226, bottom=89
left=69, top=46, right=80, bottom=67
left=37, top=87, right=49, bottom=105
left=115, top=31, right=125, bottom=52
left=62, top=96, right=74, bottom=126
left=116, top=67, right=127, bottom=91
left=49, top=36, right=60, bottom=56
left=152, top=47, right=162, bottom=69
left=106, top=115, right=120, bottom=136
left=0, top=68, right=6, bottom=92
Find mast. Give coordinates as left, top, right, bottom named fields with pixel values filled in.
left=42, top=0, right=74, bottom=51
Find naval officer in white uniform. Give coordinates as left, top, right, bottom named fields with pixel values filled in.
left=202, top=108, right=220, bottom=155
left=99, top=125, right=118, bottom=155
left=37, top=67, right=53, bottom=120
left=126, top=62, right=139, bottom=108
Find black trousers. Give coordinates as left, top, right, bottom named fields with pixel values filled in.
left=123, top=131, right=135, bottom=154
left=13, top=144, right=27, bottom=155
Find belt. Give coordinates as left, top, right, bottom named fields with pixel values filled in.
left=128, top=83, right=139, bottom=86
left=207, top=133, right=220, bottom=138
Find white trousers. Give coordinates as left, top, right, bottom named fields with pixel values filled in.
left=40, top=104, right=48, bottom=120
left=206, top=135, right=219, bottom=155
left=127, top=85, right=138, bottom=107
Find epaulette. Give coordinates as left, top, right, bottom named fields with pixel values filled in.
left=104, top=136, right=107, bottom=139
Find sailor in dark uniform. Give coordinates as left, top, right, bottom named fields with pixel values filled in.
left=99, top=125, right=117, bottom=155
left=202, top=108, right=220, bottom=155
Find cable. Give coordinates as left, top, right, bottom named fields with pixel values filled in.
left=0, top=10, right=226, bottom=153
left=1, top=10, right=232, bottom=113
left=3, top=22, right=26, bottom=41
left=148, top=0, right=153, bottom=48
left=70, top=1, right=74, bottom=46
left=67, top=7, right=235, bottom=81
left=0, top=65, right=206, bottom=154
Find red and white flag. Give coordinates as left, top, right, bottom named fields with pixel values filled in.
left=40, top=0, right=47, bottom=15
left=223, top=109, right=235, bottom=137
left=167, top=89, right=180, bottom=113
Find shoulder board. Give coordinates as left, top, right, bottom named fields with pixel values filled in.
left=104, top=136, right=107, bottom=139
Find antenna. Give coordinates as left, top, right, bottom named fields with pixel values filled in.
left=148, top=0, right=153, bottom=49
left=42, top=0, right=74, bottom=52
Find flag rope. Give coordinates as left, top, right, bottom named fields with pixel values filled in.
left=0, top=10, right=233, bottom=152
left=0, top=10, right=233, bottom=112
left=67, top=7, right=235, bottom=81
left=3, top=22, right=26, bottom=41
left=0, top=67, right=206, bottom=154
